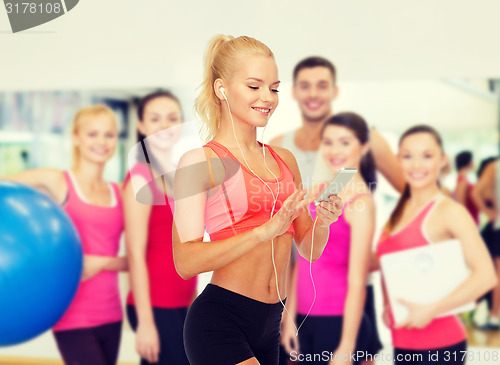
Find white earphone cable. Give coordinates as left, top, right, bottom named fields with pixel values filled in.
left=222, top=91, right=316, bottom=337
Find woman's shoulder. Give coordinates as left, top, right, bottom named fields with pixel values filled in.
left=433, top=194, right=469, bottom=221
left=267, top=145, right=299, bottom=174
left=36, top=168, right=67, bottom=191
left=180, top=147, right=214, bottom=165
left=343, top=191, right=375, bottom=221
left=266, top=144, right=295, bottom=162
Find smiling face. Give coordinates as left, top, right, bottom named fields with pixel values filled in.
left=73, top=113, right=118, bottom=165
left=293, top=66, right=338, bottom=123
left=138, top=96, right=183, bottom=149
left=398, top=132, right=447, bottom=190
left=221, top=55, right=279, bottom=128
left=321, top=124, right=367, bottom=175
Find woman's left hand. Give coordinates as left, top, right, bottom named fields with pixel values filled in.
left=315, top=195, right=343, bottom=227
left=394, top=299, right=436, bottom=329
left=328, top=345, right=353, bottom=365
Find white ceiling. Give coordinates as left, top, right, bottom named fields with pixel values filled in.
left=1, top=0, right=500, bottom=91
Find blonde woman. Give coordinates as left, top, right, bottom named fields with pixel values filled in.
left=1, top=105, right=127, bottom=365
left=173, top=35, right=343, bottom=365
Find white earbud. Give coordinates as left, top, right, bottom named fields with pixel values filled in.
left=220, top=87, right=226, bottom=100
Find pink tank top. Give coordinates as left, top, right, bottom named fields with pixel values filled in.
left=125, top=163, right=197, bottom=308
left=204, top=140, right=295, bottom=241
left=53, top=171, right=124, bottom=331
left=376, top=197, right=467, bottom=350
left=297, top=194, right=370, bottom=316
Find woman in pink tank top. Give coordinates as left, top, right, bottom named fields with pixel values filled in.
left=124, top=91, right=197, bottom=365
left=377, top=125, right=496, bottom=365
left=2, top=105, right=128, bottom=365
left=174, top=35, right=343, bottom=365
left=281, top=113, right=378, bottom=365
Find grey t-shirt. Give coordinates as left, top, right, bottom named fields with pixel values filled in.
left=281, top=130, right=317, bottom=192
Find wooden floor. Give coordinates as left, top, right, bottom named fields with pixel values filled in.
left=466, top=323, right=500, bottom=348
left=1, top=323, right=499, bottom=365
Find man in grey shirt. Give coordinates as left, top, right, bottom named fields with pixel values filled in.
left=269, top=56, right=338, bottom=192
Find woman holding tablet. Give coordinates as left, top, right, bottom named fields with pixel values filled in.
left=376, top=125, right=497, bottom=365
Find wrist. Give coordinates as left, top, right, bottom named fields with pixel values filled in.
left=254, top=225, right=270, bottom=243
left=428, top=302, right=440, bottom=318
left=137, top=318, right=156, bottom=329
left=337, top=340, right=355, bottom=352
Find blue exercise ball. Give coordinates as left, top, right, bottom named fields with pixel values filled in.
left=0, top=181, right=83, bottom=346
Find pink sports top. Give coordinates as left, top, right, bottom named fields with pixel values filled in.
left=125, top=163, right=197, bottom=308
left=53, top=171, right=123, bottom=331
left=297, top=194, right=370, bottom=316
left=376, top=197, right=467, bottom=350
left=204, top=140, right=296, bottom=241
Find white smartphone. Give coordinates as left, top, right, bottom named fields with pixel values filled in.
left=314, top=167, right=357, bottom=204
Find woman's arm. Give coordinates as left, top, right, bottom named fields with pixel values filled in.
left=397, top=200, right=497, bottom=329
left=336, top=195, right=375, bottom=352
left=472, top=162, right=498, bottom=221
left=1, top=168, right=66, bottom=203
left=173, top=148, right=308, bottom=279
left=281, top=262, right=299, bottom=354
left=81, top=256, right=128, bottom=281
left=124, top=180, right=160, bottom=363
left=368, top=251, right=380, bottom=272
left=369, top=128, right=405, bottom=193
left=455, top=179, right=467, bottom=206
left=432, top=201, right=497, bottom=314
left=124, top=180, right=154, bottom=323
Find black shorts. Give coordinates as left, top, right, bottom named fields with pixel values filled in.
left=482, top=223, right=500, bottom=258
left=363, top=285, right=383, bottom=356
left=127, top=305, right=189, bottom=365
left=184, top=284, right=285, bottom=365
left=53, top=321, right=122, bottom=365
left=295, top=313, right=371, bottom=365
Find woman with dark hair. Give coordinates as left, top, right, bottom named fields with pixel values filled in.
left=124, top=91, right=197, bottom=365
left=377, top=125, right=496, bottom=364
left=281, top=112, right=378, bottom=365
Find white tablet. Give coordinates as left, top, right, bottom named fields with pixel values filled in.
left=380, top=239, right=475, bottom=324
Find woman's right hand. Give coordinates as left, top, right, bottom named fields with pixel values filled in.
left=256, top=189, right=310, bottom=242
left=81, top=255, right=110, bottom=281
left=136, top=321, right=160, bottom=363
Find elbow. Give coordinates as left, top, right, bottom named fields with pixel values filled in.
left=480, top=266, right=499, bottom=293
left=173, top=258, right=197, bottom=280
left=177, top=268, right=195, bottom=281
